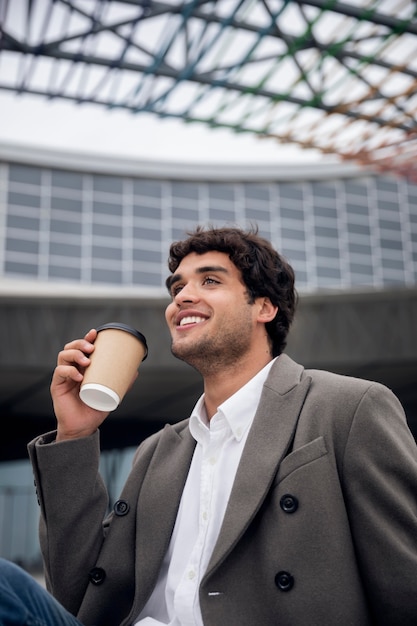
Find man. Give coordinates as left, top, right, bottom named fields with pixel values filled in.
left=1, top=225, right=417, bottom=625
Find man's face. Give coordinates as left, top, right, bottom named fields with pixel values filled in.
left=165, top=251, right=260, bottom=374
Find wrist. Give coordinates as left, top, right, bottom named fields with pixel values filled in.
left=56, top=427, right=97, bottom=442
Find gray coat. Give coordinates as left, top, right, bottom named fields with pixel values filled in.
left=28, top=355, right=417, bottom=626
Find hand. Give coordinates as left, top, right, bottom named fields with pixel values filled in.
left=51, top=328, right=110, bottom=441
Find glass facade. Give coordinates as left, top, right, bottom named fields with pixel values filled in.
left=1, top=160, right=416, bottom=292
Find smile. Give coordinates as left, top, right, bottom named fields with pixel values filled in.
left=179, top=316, right=206, bottom=327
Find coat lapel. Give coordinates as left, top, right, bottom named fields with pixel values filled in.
left=205, top=354, right=311, bottom=576
left=134, top=422, right=196, bottom=604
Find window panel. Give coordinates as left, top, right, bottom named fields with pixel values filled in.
left=316, top=265, right=341, bottom=279
left=50, top=219, right=82, bottom=235
left=280, top=207, right=304, bottom=220
left=49, top=241, right=82, bottom=257
left=316, top=246, right=340, bottom=258
left=133, top=204, right=162, bottom=220
left=133, top=248, right=161, bottom=263
left=281, top=227, right=305, bottom=241
left=245, top=206, right=270, bottom=221
left=172, top=205, right=199, bottom=221
left=347, top=222, right=371, bottom=236
left=171, top=182, right=200, bottom=199
left=6, top=238, right=39, bottom=254
left=348, top=242, right=373, bottom=255
left=314, top=225, right=339, bottom=238
left=244, top=184, right=270, bottom=202
left=279, top=185, right=303, bottom=201
left=93, top=200, right=123, bottom=216
left=5, top=260, right=38, bottom=275
left=51, top=196, right=83, bottom=212
left=51, top=170, right=83, bottom=190
left=208, top=208, right=235, bottom=222
left=208, top=184, right=235, bottom=201
left=49, top=266, right=81, bottom=280
left=8, top=191, right=41, bottom=208
left=7, top=214, right=40, bottom=230
left=92, top=222, right=123, bottom=238
left=313, top=206, right=338, bottom=219
left=133, top=270, right=161, bottom=286
left=93, top=174, right=123, bottom=194
left=9, top=164, right=42, bottom=185
left=133, top=226, right=162, bottom=241
left=133, top=180, right=162, bottom=198
left=92, top=245, right=123, bottom=260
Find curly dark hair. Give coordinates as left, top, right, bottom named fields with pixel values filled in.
left=166, top=225, right=297, bottom=356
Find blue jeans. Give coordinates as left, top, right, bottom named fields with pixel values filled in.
left=0, top=558, right=83, bottom=626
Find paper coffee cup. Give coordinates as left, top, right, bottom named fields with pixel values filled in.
left=79, top=322, right=148, bottom=411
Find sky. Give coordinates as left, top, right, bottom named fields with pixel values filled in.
left=0, top=90, right=325, bottom=165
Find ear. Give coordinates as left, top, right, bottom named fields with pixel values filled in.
left=256, top=297, right=278, bottom=323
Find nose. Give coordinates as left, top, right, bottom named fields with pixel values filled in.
left=174, top=282, right=199, bottom=304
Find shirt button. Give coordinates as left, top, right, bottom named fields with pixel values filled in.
left=209, top=456, right=217, bottom=465
left=188, top=570, right=196, bottom=580
left=202, top=511, right=208, bottom=521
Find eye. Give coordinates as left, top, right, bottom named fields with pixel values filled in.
left=203, top=276, right=219, bottom=286
left=170, top=284, right=183, bottom=297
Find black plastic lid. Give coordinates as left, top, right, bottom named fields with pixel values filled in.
left=96, top=322, right=148, bottom=361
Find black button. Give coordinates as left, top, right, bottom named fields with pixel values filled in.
left=280, top=494, right=298, bottom=514
left=114, top=500, right=130, bottom=516
left=275, top=571, right=294, bottom=591
left=89, top=567, right=106, bottom=586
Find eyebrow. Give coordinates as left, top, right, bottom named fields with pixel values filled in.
left=166, top=265, right=230, bottom=290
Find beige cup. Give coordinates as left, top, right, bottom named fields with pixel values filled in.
left=79, top=322, right=148, bottom=411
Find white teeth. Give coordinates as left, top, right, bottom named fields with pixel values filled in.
left=179, top=316, right=205, bottom=326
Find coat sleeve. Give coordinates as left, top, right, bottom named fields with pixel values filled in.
left=27, top=430, right=109, bottom=616
left=342, top=382, right=417, bottom=625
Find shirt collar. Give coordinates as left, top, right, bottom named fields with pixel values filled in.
left=190, top=358, right=277, bottom=444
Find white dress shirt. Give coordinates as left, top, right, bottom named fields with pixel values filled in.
left=134, top=358, right=276, bottom=626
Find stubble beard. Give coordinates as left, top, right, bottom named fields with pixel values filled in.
left=170, top=322, right=253, bottom=377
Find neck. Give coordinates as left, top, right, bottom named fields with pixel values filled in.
left=202, top=351, right=273, bottom=420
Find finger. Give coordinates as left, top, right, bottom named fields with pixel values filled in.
left=83, top=328, right=97, bottom=341
left=62, top=328, right=97, bottom=351
left=63, top=337, right=95, bottom=352
left=52, top=364, right=84, bottom=385
left=57, top=346, right=91, bottom=366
